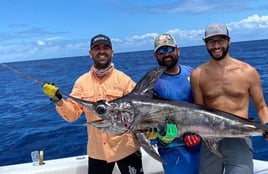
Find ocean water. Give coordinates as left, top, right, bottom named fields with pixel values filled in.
left=1, top=39, right=268, bottom=166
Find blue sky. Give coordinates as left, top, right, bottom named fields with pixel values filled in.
left=1, top=0, right=268, bottom=63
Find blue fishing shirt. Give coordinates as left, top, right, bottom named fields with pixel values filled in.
left=152, top=64, right=194, bottom=148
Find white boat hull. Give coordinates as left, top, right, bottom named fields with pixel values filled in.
left=0, top=149, right=267, bottom=174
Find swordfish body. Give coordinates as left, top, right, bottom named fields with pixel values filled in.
left=59, top=66, right=268, bottom=162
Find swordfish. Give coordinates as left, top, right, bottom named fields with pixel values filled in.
left=59, top=66, right=268, bottom=163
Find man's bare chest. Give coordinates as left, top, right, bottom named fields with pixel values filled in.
left=201, top=74, right=250, bottom=99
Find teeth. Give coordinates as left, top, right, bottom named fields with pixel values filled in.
left=99, top=55, right=106, bottom=58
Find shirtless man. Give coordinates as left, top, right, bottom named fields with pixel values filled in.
left=190, top=23, right=268, bottom=174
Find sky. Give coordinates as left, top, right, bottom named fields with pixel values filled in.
left=1, top=0, right=268, bottom=63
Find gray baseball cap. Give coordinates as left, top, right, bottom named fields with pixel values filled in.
left=204, top=23, right=229, bottom=40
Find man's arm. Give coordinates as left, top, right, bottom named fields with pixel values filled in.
left=249, top=67, right=268, bottom=124
left=190, top=69, right=205, bottom=105
left=248, top=67, right=268, bottom=140
left=43, top=82, right=83, bottom=122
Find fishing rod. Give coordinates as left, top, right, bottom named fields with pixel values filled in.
left=0, top=63, right=69, bottom=98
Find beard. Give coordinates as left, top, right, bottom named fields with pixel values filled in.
left=207, top=45, right=229, bottom=61
left=94, top=53, right=112, bottom=69
left=157, top=55, right=179, bottom=69
left=94, top=61, right=111, bottom=69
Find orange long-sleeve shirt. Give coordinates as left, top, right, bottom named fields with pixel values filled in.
left=56, top=67, right=140, bottom=162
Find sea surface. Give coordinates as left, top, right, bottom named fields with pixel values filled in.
left=1, top=39, right=268, bottom=166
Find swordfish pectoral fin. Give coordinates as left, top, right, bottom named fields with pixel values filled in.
left=134, top=132, right=166, bottom=164
left=203, top=138, right=223, bottom=158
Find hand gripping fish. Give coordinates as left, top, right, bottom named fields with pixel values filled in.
left=59, top=66, right=268, bottom=163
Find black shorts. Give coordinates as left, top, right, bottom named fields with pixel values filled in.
left=88, top=150, right=144, bottom=174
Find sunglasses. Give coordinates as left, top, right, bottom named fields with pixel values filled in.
left=156, top=46, right=175, bottom=55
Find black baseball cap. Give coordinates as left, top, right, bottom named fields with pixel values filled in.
left=90, top=34, right=112, bottom=49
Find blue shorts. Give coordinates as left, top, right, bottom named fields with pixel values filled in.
left=158, top=146, right=200, bottom=174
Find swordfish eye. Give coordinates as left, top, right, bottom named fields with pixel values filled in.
left=95, top=104, right=106, bottom=114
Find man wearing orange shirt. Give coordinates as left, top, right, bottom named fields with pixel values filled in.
left=43, top=34, right=143, bottom=174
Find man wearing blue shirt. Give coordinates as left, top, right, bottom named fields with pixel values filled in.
left=146, top=33, right=201, bottom=174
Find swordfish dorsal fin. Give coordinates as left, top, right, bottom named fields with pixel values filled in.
left=131, top=66, right=167, bottom=97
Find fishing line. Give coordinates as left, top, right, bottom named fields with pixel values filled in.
left=0, top=63, right=68, bottom=97
left=0, top=62, right=85, bottom=128
left=1, top=63, right=43, bottom=85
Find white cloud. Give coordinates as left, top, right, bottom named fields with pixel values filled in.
left=46, top=37, right=63, bottom=41
left=37, top=40, right=46, bottom=46
left=229, top=14, right=268, bottom=30
left=225, top=15, right=268, bottom=41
